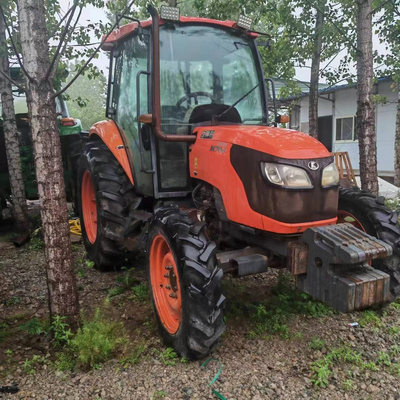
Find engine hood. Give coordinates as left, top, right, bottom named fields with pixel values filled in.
left=195, top=125, right=331, bottom=159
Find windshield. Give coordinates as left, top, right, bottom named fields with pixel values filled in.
left=159, top=25, right=266, bottom=127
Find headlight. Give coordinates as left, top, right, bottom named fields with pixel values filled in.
left=262, top=163, right=312, bottom=188
left=322, top=163, right=339, bottom=187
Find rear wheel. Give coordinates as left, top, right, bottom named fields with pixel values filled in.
left=77, top=139, right=139, bottom=270
left=147, top=206, right=225, bottom=359
left=338, top=187, right=400, bottom=300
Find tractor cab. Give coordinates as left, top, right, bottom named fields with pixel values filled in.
left=103, top=8, right=268, bottom=198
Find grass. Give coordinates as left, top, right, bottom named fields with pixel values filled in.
left=119, top=343, right=148, bottom=368
left=19, top=317, right=47, bottom=335
left=131, top=283, right=149, bottom=302
left=106, top=267, right=141, bottom=300
left=152, top=391, right=167, bottom=400
left=309, top=337, right=325, bottom=351
left=23, top=355, right=47, bottom=374
left=359, top=310, right=382, bottom=328
left=70, top=309, right=128, bottom=369
left=240, top=273, right=332, bottom=339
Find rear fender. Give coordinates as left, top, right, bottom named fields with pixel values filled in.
left=89, top=120, right=134, bottom=184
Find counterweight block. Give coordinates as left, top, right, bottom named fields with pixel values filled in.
left=297, top=223, right=392, bottom=312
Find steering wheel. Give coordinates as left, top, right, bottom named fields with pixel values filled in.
left=176, top=91, right=215, bottom=108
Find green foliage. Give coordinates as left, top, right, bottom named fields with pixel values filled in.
left=0, top=322, right=10, bottom=343
left=19, top=318, right=47, bottom=335
left=55, top=352, right=75, bottom=372
left=132, top=283, right=149, bottom=302
left=29, top=237, right=44, bottom=250
left=66, top=64, right=107, bottom=130
left=309, top=337, right=325, bottom=350
left=247, top=273, right=332, bottom=339
left=4, top=296, right=22, bottom=307
left=51, top=315, right=73, bottom=347
left=119, top=344, right=147, bottom=368
left=158, top=347, right=178, bottom=366
left=107, top=286, right=125, bottom=299
left=85, top=260, right=95, bottom=268
left=359, top=310, right=382, bottom=328
left=71, top=309, right=127, bottom=369
left=342, top=379, right=354, bottom=391
left=152, top=391, right=167, bottom=400
left=311, top=346, right=363, bottom=387
left=23, top=355, right=47, bottom=375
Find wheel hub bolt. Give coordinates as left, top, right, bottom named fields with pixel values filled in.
left=169, top=293, right=178, bottom=298
left=164, top=274, right=169, bottom=278
left=165, top=265, right=173, bottom=270
left=165, top=285, right=171, bottom=290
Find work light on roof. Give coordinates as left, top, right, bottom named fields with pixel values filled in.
left=237, top=14, right=253, bottom=30
left=160, top=5, right=180, bottom=21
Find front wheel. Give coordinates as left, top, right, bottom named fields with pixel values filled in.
left=146, top=206, right=225, bottom=359
left=338, top=187, right=400, bottom=300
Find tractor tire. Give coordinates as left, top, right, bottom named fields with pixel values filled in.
left=77, top=138, right=138, bottom=270
left=146, top=206, right=225, bottom=359
left=338, top=187, right=400, bottom=300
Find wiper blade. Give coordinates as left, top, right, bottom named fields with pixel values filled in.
left=217, top=83, right=260, bottom=119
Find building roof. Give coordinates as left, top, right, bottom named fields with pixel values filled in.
left=278, top=76, right=393, bottom=103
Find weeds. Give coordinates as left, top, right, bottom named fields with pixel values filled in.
left=71, top=309, right=127, bottom=369
left=342, top=379, right=354, bottom=391
left=19, top=318, right=47, bottom=336
left=85, top=260, right=95, bottom=268
left=246, top=273, right=332, bottom=339
left=29, top=237, right=44, bottom=250
left=107, top=268, right=140, bottom=300
left=23, top=355, right=47, bottom=374
left=152, top=391, right=167, bottom=400
left=359, top=310, right=382, bottom=328
left=158, top=347, right=178, bottom=366
left=131, top=283, right=149, bottom=302
left=4, top=296, right=21, bottom=307
left=119, top=344, right=147, bottom=368
left=54, top=352, right=75, bottom=372
left=51, top=316, right=73, bottom=347
left=311, top=346, right=363, bottom=387
left=309, top=337, right=325, bottom=351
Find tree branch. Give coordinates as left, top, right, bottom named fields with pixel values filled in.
left=45, top=1, right=79, bottom=81
left=49, top=3, right=75, bottom=39
left=0, top=4, right=32, bottom=81
left=49, top=6, right=83, bottom=80
left=0, top=68, right=26, bottom=92
left=53, top=0, right=136, bottom=98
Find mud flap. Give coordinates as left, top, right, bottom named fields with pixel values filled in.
left=296, top=223, right=392, bottom=312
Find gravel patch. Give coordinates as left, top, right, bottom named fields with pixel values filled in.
left=1, top=238, right=400, bottom=399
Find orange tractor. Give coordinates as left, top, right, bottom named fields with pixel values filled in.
left=77, top=5, right=400, bottom=358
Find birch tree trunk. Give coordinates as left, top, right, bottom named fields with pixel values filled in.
left=394, top=89, right=400, bottom=187
left=17, top=0, right=79, bottom=327
left=356, top=0, right=378, bottom=195
left=309, top=3, right=325, bottom=139
left=0, top=14, right=29, bottom=231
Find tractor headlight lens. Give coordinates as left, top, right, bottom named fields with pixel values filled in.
left=322, top=163, right=339, bottom=187
left=262, top=163, right=312, bottom=188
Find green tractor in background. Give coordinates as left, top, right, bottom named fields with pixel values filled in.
left=0, top=67, right=83, bottom=219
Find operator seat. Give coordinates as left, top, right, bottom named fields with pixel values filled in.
left=188, top=104, right=242, bottom=125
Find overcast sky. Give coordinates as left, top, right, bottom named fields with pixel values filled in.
left=59, top=0, right=388, bottom=85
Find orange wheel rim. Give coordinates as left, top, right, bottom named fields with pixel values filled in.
left=150, top=234, right=182, bottom=334
left=337, top=210, right=366, bottom=232
left=82, top=170, right=97, bottom=244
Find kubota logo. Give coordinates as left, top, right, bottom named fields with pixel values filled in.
left=308, top=161, right=319, bottom=170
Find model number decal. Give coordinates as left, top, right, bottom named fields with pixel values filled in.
left=210, top=144, right=227, bottom=154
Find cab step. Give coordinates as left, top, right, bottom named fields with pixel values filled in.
left=297, top=223, right=392, bottom=312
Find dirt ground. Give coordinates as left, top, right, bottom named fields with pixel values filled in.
left=1, top=225, right=400, bottom=400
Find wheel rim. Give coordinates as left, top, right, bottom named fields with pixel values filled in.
left=150, top=234, right=182, bottom=334
left=337, top=210, right=366, bottom=232
left=81, top=170, right=97, bottom=244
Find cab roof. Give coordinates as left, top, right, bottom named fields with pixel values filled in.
left=102, top=16, right=258, bottom=50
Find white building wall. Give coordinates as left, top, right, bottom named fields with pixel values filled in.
left=296, top=80, right=398, bottom=175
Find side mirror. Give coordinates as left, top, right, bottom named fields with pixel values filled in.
left=276, top=115, right=289, bottom=124
left=139, top=114, right=153, bottom=124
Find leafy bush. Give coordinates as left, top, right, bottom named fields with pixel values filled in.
left=71, top=309, right=127, bottom=369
